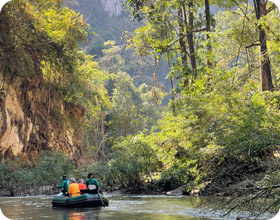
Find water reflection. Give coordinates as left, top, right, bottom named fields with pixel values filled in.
left=68, top=212, right=85, bottom=220
left=52, top=207, right=102, bottom=220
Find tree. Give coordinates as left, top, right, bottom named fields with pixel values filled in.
left=107, top=72, right=165, bottom=142
left=185, top=1, right=197, bottom=73
left=205, top=0, right=212, bottom=68
left=177, top=6, right=188, bottom=86
left=125, top=0, right=207, bottom=91
left=253, top=0, right=274, bottom=91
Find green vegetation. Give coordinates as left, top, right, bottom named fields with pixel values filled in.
left=0, top=151, right=75, bottom=196
left=1, top=0, right=280, bottom=216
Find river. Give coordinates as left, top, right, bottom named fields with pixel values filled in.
left=0, top=194, right=276, bottom=220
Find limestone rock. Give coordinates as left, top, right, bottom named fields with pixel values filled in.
left=101, top=0, right=123, bottom=17
left=0, top=74, right=84, bottom=164
left=166, top=185, right=186, bottom=195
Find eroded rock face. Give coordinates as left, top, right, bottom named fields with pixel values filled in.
left=0, top=74, right=84, bottom=164
left=0, top=85, right=28, bottom=157
left=67, top=0, right=125, bottom=22
left=101, top=0, right=123, bottom=17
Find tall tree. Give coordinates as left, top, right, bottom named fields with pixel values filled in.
left=253, top=0, right=273, bottom=91
left=205, top=0, right=212, bottom=68
left=184, top=1, right=197, bottom=74
left=178, top=7, right=188, bottom=86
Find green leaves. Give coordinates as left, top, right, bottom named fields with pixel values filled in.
left=0, top=151, right=75, bottom=195
left=107, top=72, right=165, bottom=142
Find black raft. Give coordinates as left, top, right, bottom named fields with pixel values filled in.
left=51, top=191, right=109, bottom=208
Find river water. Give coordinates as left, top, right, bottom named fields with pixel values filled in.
left=0, top=194, right=276, bottom=220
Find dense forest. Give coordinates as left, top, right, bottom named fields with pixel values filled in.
left=0, top=0, right=280, bottom=217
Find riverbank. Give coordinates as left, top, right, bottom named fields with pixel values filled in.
left=0, top=186, right=56, bottom=197
left=0, top=181, right=190, bottom=197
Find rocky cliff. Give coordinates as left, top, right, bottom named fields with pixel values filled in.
left=69, top=0, right=124, bottom=18
left=0, top=73, right=85, bottom=165
left=101, top=0, right=123, bottom=16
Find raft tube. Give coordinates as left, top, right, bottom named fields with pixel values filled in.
left=52, top=192, right=109, bottom=208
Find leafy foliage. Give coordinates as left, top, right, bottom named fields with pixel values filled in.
left=107, top=71, right=166, bottom=143
left=0, top=151, right=75, bottom=196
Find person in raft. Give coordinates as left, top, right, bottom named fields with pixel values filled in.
left=57, top=175, right=69, bottom=196
left=86, top=173, right=99, bottom=193
left=68, top=177, right=81, bottom=197
left=78, top=179, right=87, bottom=192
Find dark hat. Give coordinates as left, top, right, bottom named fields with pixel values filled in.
left=62, top=175, right=67, bottom=180
left=87, top=173, right=94, bottom=178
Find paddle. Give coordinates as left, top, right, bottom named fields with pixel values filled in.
left=98, top=190, right=106, bottom=207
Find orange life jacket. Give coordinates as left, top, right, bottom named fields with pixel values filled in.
left=68, top=183, right=81, bottom=197
left=78, top=183, right=87, bottom=191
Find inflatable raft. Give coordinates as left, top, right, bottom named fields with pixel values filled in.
left=52, top=192, right=109, bottom=208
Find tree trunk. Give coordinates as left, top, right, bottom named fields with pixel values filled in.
left=167, top=52, right=175, bottom=113
left=254, top=0, right=273, bottom=91
left=100, top=112, right=106, bottom=159
left=177, top=8, right=188, bottom=87
left=183, top=2, right=196, bottom=76
left=205, top=0, right=212, bottom=68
